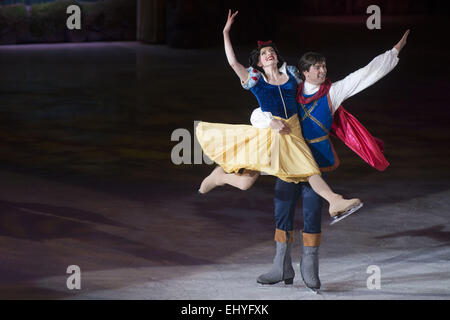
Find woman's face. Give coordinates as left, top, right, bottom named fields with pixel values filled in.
left=257, top=46, right=278, bottom=68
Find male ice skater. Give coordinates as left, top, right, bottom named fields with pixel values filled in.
left=252, top=30, right=410, bottom=291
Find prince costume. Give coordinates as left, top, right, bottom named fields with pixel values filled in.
left=251, top=47, right=399, bottom=290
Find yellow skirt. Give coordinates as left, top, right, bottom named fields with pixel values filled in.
left=195, top=114, right=320, bottom=183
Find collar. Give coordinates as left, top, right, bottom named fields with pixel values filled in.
left=296, top=78, right=332, bottom=104
left=303, top=81, right=320, bottom=95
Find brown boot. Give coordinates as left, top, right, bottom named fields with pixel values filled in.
left=257, top=229, right=295, bottom=285
left=300, top=232, right=322, bottom=292
left=198, top=166, right=225, bottom=194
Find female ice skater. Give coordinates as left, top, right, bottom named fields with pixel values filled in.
left=196, top=10, right=362, bottom=220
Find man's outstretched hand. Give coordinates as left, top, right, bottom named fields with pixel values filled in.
left=394, top=29, right=410, bottom=53
left=270, top=119, right=291, bottom=135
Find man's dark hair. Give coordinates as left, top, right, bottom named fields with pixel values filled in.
left=249, top=43, right=285, bottom=75
left=297, top=52, right=326, bottom=80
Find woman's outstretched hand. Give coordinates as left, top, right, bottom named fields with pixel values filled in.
left=222, top=9, right=248, bottom=82
left=394, top=29, right=410, bottom=53
left=223, top=10, right=238, bottom=34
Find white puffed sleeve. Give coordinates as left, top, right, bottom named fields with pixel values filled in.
left=329, top=48, right=400, bottom=113
left=286, top=65, right=303, bottom=85
left=250, top=107, right=273, bottom=128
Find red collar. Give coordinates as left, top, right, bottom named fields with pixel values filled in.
left=297, top=78, right=332, bottom=104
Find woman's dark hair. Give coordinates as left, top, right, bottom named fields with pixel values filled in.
left=297, top=52, right=326, bottom=80
left=249, top=43, right=285, bottom=75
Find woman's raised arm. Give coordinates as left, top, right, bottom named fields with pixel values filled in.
left=223, top=10, right=249, bottom=83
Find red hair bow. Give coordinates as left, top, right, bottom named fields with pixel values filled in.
left=257, top=40, right=272, bottom=47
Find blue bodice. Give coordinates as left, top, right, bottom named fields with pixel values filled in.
left=249, top=73, right=299, bottom=119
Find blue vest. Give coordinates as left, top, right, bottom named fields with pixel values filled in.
left=298, top=93, right=339, bottom=171
left=250, top=72, right=298, bottom=119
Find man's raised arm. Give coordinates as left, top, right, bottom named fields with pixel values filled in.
left=329, top=30, right=410, bottom=113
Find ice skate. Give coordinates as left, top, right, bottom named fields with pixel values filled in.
left=329, top=195, right=363, bottom=225
left=300, top=244, right=321, bottom=292
left=307, top=287, right=320, bottom=294
left=257, top=241, right=295, bottom=285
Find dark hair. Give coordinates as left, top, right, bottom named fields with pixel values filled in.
left=297, top=52, right=326, bottom=80
left=249, top=43, right=285, bottom=75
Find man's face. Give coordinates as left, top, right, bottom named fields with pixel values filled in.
left=257, top=46, right=279, bottom=68
left=303, top=61, right=327, bottom=85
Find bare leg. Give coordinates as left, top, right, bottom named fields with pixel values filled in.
left=307, top=174, right=361, bottom=217
left=198, top=167, right=260, bottom=194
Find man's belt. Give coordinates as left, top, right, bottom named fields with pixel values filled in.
left=305, top=134, right=329, bottom=144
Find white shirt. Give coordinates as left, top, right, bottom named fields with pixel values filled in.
left=250, top=47, right=400, bottom=128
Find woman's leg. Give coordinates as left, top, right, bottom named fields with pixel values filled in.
left=198, top=167, right=260, bottom=194
left=307, top=174, right=361, bottom=217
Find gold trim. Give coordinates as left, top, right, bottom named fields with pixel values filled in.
left=326, top=93, right=334, bottom=115
left=319, top=139, right=340, bottom=172
left=306, top=134, right=329, bottom=144
left=275, top=229, right=295, bottom=244
left=307, top=100, right=319, bottom=114
left=302, top=232, right=322, bottom=247
left=300, top=93, right=339, bottom=172
left=301, top=100, right=319, bottom=121
left=300, top=102, right=329, bottom=134
left=311, top=115, right=329, bottom=134
left=277, top=85, right=288, bottom=119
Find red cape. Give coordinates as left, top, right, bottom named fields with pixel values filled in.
left=297, top=79, right=389, bottom=171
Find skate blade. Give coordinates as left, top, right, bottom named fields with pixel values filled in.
left=256, top=279, right=285, bottom=285
left=307, top=287, right=320, bottom=294
left=330, top=202, right=364, bottom=225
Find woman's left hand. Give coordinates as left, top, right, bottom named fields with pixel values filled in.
left=223, top=10, right=238, bottom=34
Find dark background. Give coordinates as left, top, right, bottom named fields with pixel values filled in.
left=0, top=0, right=449, bottom=215
left=0, top=0, right=449, bottom=299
